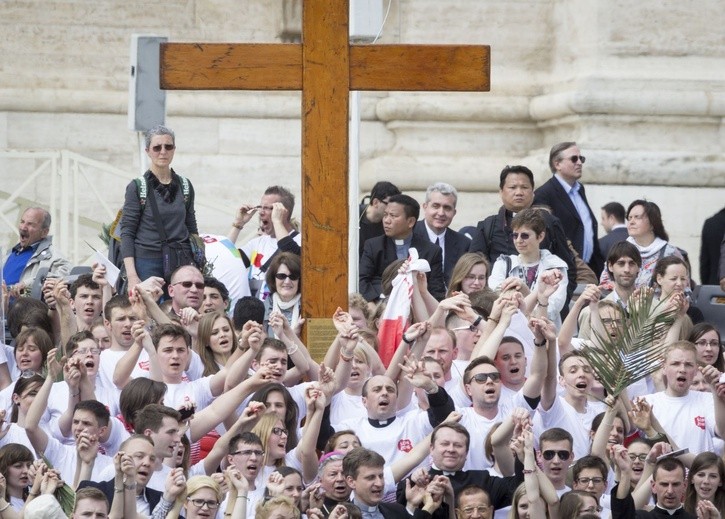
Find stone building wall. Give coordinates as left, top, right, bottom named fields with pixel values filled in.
left=0, top=0, right=722, bottom=281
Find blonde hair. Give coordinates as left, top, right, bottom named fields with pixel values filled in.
left=169, top=475, right=222, bottom=519
left=252, top=414, right=287, bottom=468
left=256, top=496, right=300, bottom=519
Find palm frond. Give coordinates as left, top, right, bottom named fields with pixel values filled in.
left=39, top=454, right=76, bottom=516
left=579, top=292, right=676, bottom=397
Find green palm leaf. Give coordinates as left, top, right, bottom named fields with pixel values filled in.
left=579, top=292, right=677, bottom=397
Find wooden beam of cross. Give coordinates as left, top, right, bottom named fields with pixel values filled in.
left=160, top=1, right=490, bottom=338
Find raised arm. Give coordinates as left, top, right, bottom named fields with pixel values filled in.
left=471, top=298, right=517, bottom=360
left=113, top=320, right=160, bottom=388
left=57, top=357, right=88, bottom=438
left=559, top=284, right=600, bottom=355
left=74, top=431, right=98, bottom=488
left=26, top=353, right=59, bottom=455
left=297, top=387, right=327, bottom=484
left=189, top=367, right=272, bottom=442
left=228, top=205, right=257, bottom=244
left=704, top=366, right=725, bottom=440
left=224, top=321, right=263, bottom=391
left=52, top=280, right=78, bottom=347
left=201, top=402, right=266, bottom=476
left=522, top=317, right=553, bottom=402
left=539, top=319, right=560, bottom=411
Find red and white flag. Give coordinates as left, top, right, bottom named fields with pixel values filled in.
left=376, top=248, right=431, bottom=367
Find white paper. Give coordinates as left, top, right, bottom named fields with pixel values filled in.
left=93, top=251, right=121, bottom=287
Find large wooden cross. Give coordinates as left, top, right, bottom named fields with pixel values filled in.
left=160, top=0, right=489, bottom=339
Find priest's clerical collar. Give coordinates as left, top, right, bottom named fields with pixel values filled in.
left=368, top=416, right=396, bottom=428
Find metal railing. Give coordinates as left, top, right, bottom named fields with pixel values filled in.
left=0, top=150, right=234, bottom=265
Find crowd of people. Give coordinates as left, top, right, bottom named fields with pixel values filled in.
left=1, top=126, right=725, bottom=519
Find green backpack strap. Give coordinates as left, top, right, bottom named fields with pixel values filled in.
left=134, top=176, right=147, bottom=206
left=135, top=173, right=190, bottom=210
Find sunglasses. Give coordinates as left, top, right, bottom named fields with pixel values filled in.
left=173, top=281, right=204, bottom=290
left=150, top=144, right=175, bottom=152
left=275, top=273, right=300, bottom=281
left=512, top=232, right=532, bottom=241
left=541, top=450, right=571, bottom=461
left=564, top=155, right=585, bottom=164
left=469, top=372, right=501, bottom=384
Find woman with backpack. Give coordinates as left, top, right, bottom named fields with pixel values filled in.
left=120, top=125, right=199, bottom=293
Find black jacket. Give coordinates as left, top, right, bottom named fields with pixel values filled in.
left=534, top=176, right=604, bottom=275
left=413, top=221, right=471, bottom=287
left=359, top=233, right=445, bottom=302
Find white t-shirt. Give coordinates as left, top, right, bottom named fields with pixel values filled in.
left=0, top=423, right=35, bottom=453
left=336, top=408, right=436, bottom=465
left=330, top=391, right=366, bottom=430
left=164, top=377, right=215, bottom=411
left=42, top=435, right=113, bottom=485
left=644, top=390, right=718, bottom=455
left=537, top=395, right=606, bottom=460
left=459, top=391, right=536, bottom=470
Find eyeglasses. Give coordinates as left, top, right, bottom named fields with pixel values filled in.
left=272, top=427, right=289, bottom=437
left=231, top=449, right=264, bottom=457
left=464, top=274, right=487, bottom=282
left=73, top=348, right=101, bottom=356
left=601, top=318, right=623, bottom=327
left=186, top=498, right=219, bottom=510
left=542, top=450, right=571, bottom=461
left=150, top=144, right=175, bottom=152
left=627, top=213, right=647, bottom=222
left=172, top=281, right=205, bottom=290
left=469, top=372, right=501, bottom=384
left=576, top=477, right=605, bottom=485
left=511, top=232, right=532, bottom=241
left=628, top=453, right=648, bottom=462
left=695, top=339, right=720, bottom=348
left=459, top=505, right=490, bottom=516
left=452, top=324, right=477, bottom=332
left=275, top=273, right=300, bottom=281
left=564, top=155, right=586, bottom=164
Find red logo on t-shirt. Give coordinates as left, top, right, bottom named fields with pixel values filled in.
left=694, top=416, right=706, bottom=430
left=397, top=439, right=413, bottom=452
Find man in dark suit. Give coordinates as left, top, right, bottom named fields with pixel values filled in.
left=360, top=194, right=446, bottom=301
left=396, top=422, right=522, bottom=519
left=534, top=142, right=604, bottom=275
left=414, top=182, right=471, bottom=288
left=344, top=447, right=443, bottom=519
left=598, top=201, right=629, bottom=259
left=77, top=435, right=164, bottom=516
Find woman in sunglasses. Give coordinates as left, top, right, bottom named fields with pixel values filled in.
left=263, top=252, right=302, bottom=338
left=487, top=208, right=569, bottom=327
left=120, top=125, right=199, bottom=292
